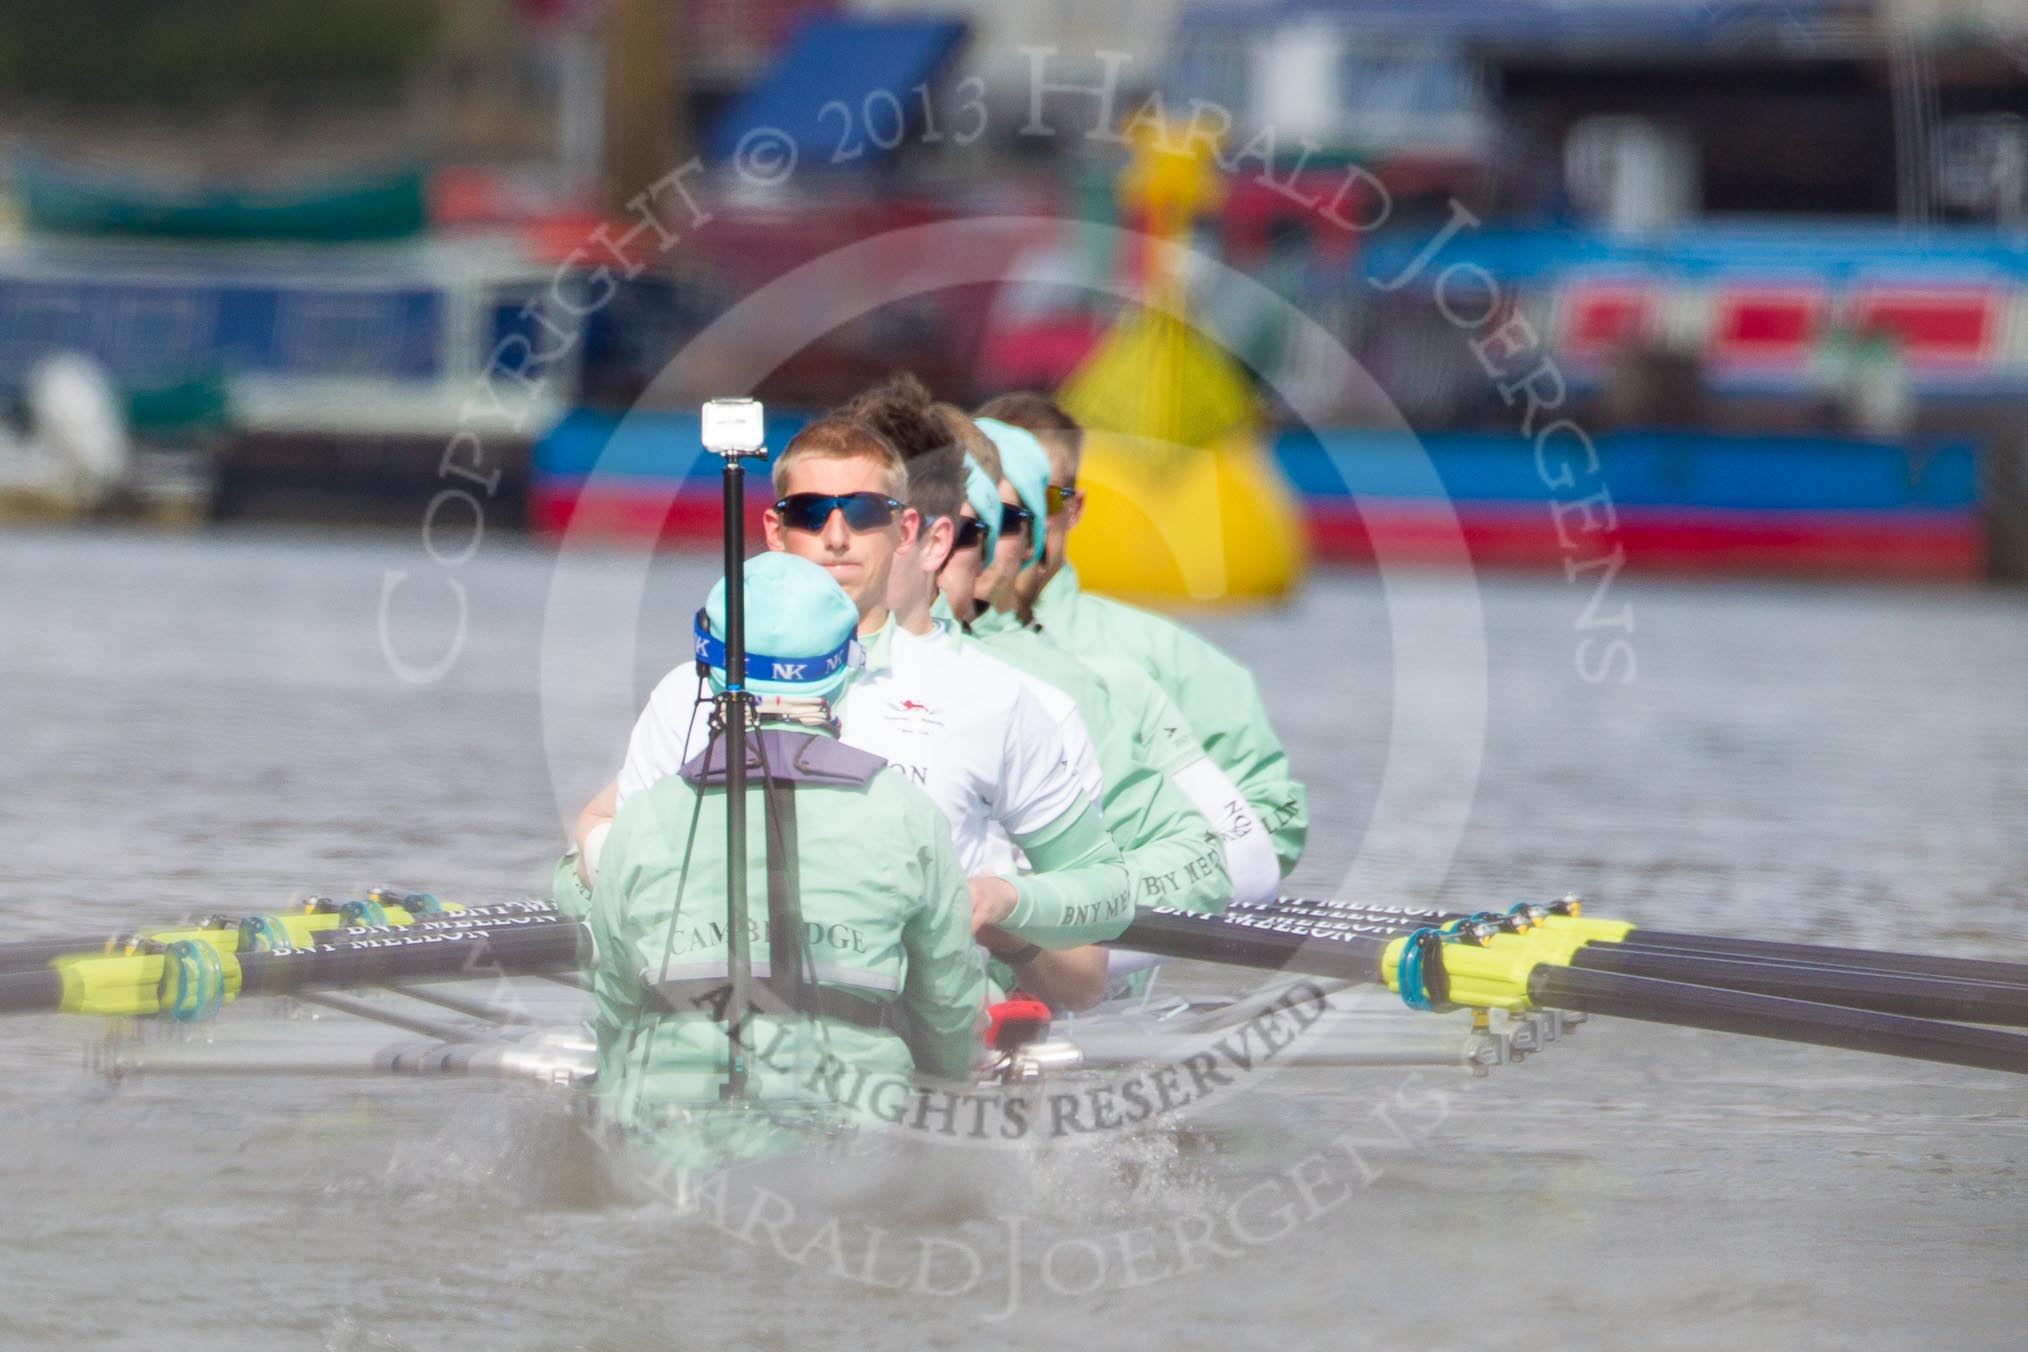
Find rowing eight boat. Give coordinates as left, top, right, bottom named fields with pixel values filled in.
left=9, top=888, right=2028, bottom=1076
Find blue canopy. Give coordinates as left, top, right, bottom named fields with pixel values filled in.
left=707, top=16, right=968, bottom=167
left=1174, top=0, right=1849, bottom=47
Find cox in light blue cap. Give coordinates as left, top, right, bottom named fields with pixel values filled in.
left=975, top=417, right=1049, bottom=568
left=694, top=552, right=860, bottom=701
left=961, top=454, right=1002, bottom=564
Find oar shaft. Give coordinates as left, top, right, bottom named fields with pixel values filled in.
left=0, top=919, right=593, bottom=1016
left=316, top=910, right=571, bottom=945
left=235, top=922, right=590, bottom=997
left=1265, top=898, right=2028, bottom=992
left=1110, top=907, right=1412, bottom=988
left=1262, top=899, right=1449, bottom=926
left=1256, top=897, right=2028, bottom=1008
left=1529, top=966, right=2028, bottom=1075
left=1616, top=928, right=2028, bottom=989
left=0, top=900, right=556, bottom=976
left=1549, top=933, right=2028, bottom=992
left=0, top=969, right=64, bottom=1015
left=1568, top=945, right=2028, bottom=1026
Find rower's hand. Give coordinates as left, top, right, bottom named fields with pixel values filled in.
left=967, top=874, right=1019, bottom=932
left=975, top=924, right=1024, bottom=958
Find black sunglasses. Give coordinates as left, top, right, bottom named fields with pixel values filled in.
left=773, top=492, right=903, bottom=533
left=1000, top=502, right=1035, bottom=539
left=951, top=516, right=987, bottom=551
left=1046, top=483, right=1081, bottom=515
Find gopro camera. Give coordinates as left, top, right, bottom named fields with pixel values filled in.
left=701, top=397, right=766, bottom=457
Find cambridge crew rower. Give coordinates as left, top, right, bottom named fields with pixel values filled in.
left=960, top=412, right=1281, bottom=905
left=976, top=392, right=1311, bottom=880
left=578, top=417, right=1133, bottom=956
left=843, top=384, right=1234, bottom=1005
left=863, top=387, right=1235, bottom=920
left=586, top=553, right=985, bottom=1172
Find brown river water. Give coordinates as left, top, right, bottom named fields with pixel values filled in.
left=1, top=526, right=2024, bottom=1351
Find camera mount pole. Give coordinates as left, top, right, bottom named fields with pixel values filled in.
left=705, top=400, right=767, bottom=1100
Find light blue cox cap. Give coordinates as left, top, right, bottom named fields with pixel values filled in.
left=961, top=453, right=1001, bottom=563
left=975, top=417, right=1049, bottom=567
left=695, top=552, right=859, bottom=700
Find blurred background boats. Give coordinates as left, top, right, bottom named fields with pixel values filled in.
left=0, top=0, right=2025, bottom=582
left=5, top=10, right=2028, bottom=1346
left=0, top=353, right=218, bottom=526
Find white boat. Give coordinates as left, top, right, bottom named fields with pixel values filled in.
left=11, top=883, right=2025, bottom=1193
left=82, top=965, right=1581, bottom=1092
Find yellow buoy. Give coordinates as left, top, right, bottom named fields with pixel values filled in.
left=1069, top=428, right=1308, bottom=603
left=1054, top=111, right=1309, bottom=603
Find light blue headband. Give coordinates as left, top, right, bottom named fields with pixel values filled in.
left=975, top=417, right=1050, bottom=568
left=961, top=454, right=1002, bottom=563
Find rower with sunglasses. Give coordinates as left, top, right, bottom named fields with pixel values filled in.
left=836, top=385, right=1105, bottom=822
left=772, top=418, right=1130, bottom=955
left=958, top=415, right=1280, bottom=907
left=576, top=417, right=1132, bottom=963
left=844, top=391, right=1234, bottom=1006
left=937, top=412, right=1237, bottom=916
left=883, top=416, right=1222, bottom=1003
left=976, top=393, right=1310, bottom=890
